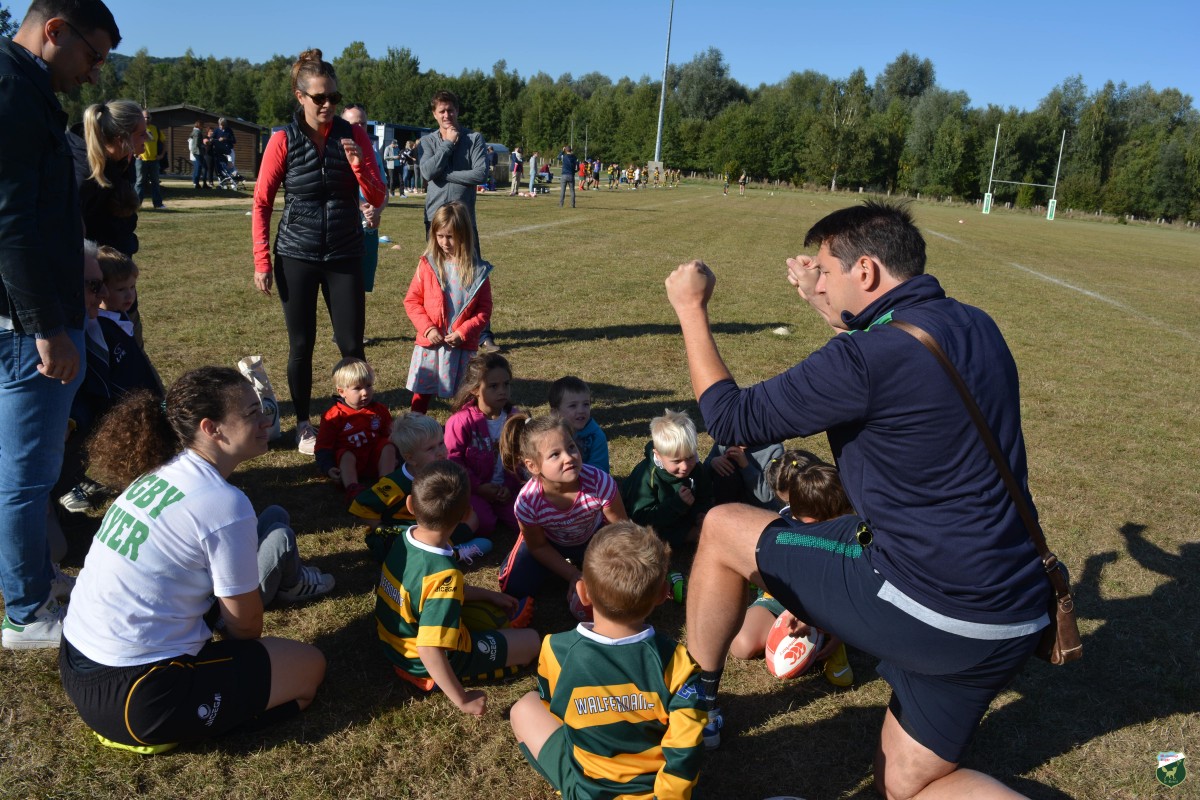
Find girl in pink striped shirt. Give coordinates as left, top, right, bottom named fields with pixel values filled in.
left=497, top=414, right=627, bottom=615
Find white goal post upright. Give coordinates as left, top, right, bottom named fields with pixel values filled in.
left=983, top=125, right=1066, bottom=221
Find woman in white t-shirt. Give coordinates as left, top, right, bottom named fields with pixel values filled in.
left=59, top=367, right=330, bottom=754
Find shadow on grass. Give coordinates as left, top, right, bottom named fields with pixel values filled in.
left=963, top=521, right=1199, bottom=795
left=498, top=321, right=784, bottom=350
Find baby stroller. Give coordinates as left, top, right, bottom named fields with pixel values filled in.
left=213, top=152, right=245, bottom=191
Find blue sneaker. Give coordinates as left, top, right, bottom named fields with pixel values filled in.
left=703, top=707, right=724, bottom=750
left=454, top=537, right=493, bottom=565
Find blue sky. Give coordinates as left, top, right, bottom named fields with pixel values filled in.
left=96, top=0, right=1197, bottom=112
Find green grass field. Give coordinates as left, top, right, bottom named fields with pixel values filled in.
left=1, top=179, right=1197, bottom=800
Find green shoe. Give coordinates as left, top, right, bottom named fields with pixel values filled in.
left=93, top=732, right=178, bottom=755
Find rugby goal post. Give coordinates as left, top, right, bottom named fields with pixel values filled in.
left=983, top=125, right=1066, bottom=221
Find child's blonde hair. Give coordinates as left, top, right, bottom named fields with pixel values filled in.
left=789, top=462, right=853, bottom=522
left=583, top=521, right=670, bottom=624
left=450, top=352, right=511, bottom=412
left=96, top=245, right=138, bottom=284
left=425, top=201, right=478, bottom=289
left=332, top=357, right=373, bottom=389
left=649, top=408, right=697, bottom=459
left=499, top=412, right=574, bottom=477
left=410, top=461, right=470, bottom=530
left=390, top=412, right=443, bottom=457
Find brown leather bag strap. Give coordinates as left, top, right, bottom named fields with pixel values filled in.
left=889, top=320, right=1070, bottom=596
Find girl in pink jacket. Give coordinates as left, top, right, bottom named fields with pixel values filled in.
left=404, top=202, right=493, bottom=413
left=443, top=353, right=523, bottom=538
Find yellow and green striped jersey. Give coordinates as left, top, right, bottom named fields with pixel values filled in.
left=534, top=624, right=706, bottom=799
left=374, top=527, right=470, bottom=676
left=351, top=465, right=416, bottom=525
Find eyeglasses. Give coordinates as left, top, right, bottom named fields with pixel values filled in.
left=62, top=20, right=105, bottom=67
left=302, top=91, right=343, bottom=107
left=85, top=279, right=106, bottom=295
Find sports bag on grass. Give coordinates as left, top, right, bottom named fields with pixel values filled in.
left=237, top=355, right=282, bottom=442
left=891, top=320, right=1082, bottom=665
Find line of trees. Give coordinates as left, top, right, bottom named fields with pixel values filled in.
left=53, top=37, right=1200, bottom=223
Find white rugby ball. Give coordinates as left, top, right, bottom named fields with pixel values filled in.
left=764, top=614, right=823, bottom=679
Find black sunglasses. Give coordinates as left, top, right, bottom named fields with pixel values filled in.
left=302, top=91, right=343, bottom=107
left=63, top=20, right=105, bottom=67
left=85, top=279, right=106, bottom=295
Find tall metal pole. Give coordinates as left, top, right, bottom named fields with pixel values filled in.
left=987, top=124, right=1000, bottom=196
left=653, top=0, right=675, bottom=164
left=1050, top=129, right=1066, bottom=201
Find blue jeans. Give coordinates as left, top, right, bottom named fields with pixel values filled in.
left=256, top=505, right=302, bottom=604
left=191, top=155, right=207, bottom=187
left=0, top=328, right=85, bottom=623
left=135, top=159, right=163, bottom=207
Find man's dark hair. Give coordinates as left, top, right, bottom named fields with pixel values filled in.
left=803, top=200, right=926, bottom=281
left=344, top=102, right=365, bottom=114
left=430, top=89, right=460, bottom=112
left=26, top=0, right=120, bottom=47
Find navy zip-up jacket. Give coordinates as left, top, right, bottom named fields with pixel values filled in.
left=699, top=273, right=1048, bottom=625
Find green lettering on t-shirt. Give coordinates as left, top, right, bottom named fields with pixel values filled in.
left=147, top=486, right=185, bottom=519
left=95, top=506, right=123, bottom=544
left=122, top=474, right=158, bottom=503
left=131, top=478, right=170, bottom=511
left=105, top=510, right=136, bottom=554
left=119, top=520, right=150, bottom=561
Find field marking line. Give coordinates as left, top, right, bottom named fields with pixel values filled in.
left=925, top=228, right=1200, bottom=345
left=487, top=194, right=700, bottom=238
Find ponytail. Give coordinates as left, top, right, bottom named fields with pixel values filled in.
left=81, top=99, right=143, bottom=188
left=85, top=389, right=178, bottom=489
left=499, top=411, right=530, bottom=477
left=499, top=412, right=574, bottom=480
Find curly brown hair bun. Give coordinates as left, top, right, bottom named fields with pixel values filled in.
left=85, top=367, right=250, bottom=489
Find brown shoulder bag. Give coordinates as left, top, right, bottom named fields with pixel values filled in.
left=891, top=320, right=1082, bottom=664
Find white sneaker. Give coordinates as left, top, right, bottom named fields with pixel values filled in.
left=2, top=596, right=66, bottom=650
left=296, top=421, right=317, bottom=456
left=277, top=565, right=335, bottom=604
left=51, top=563, right=75, bottom=602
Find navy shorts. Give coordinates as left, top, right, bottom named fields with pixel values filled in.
left=60, top=636, right=272, bottom=748
left=755, top=516, right=1039, bottom=763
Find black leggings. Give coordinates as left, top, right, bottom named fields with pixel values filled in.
left=275, top=254, right=364, bottom=421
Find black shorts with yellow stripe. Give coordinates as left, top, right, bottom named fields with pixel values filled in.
left=59, top=636, right=271, bottom=747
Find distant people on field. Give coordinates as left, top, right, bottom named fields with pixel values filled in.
left=383, top=138, right=401, bottom=196
left=559, top=145, right=577, bottom=208
left=509, top=145, right=523, bottom=195
left=188, top=119, right=209, bottom=189
left=135, top=108, right=166, bottom=210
